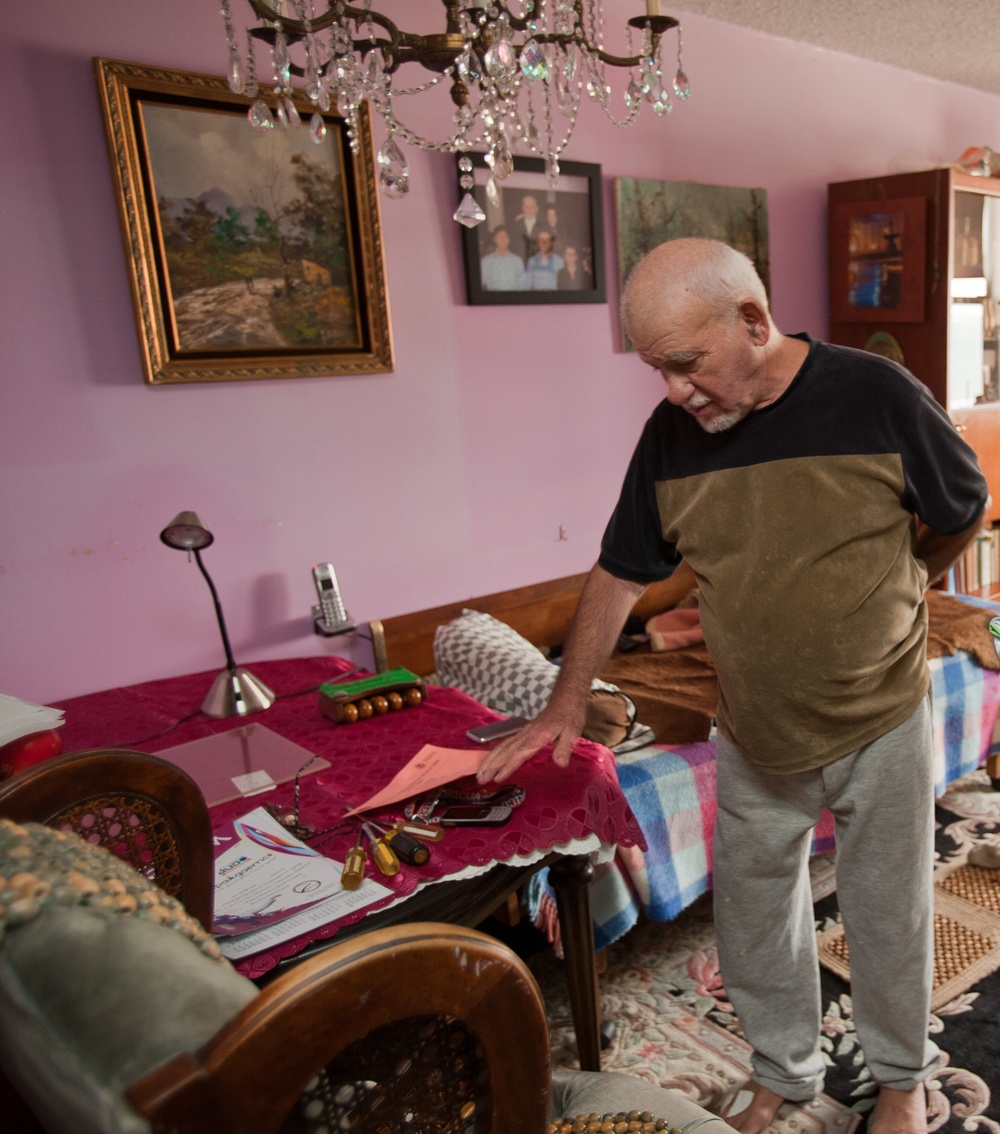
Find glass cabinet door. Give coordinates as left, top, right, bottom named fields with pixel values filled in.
left=949, top=190, right=1000, bottom=410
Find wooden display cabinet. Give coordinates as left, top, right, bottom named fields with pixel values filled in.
left=828, top=168, right=1000, bottom=527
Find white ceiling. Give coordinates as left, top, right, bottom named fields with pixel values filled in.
left=671, top=1, right=1000, bottom=97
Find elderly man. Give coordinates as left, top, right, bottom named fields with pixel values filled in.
left=478, top=238, right=988, bottom=1134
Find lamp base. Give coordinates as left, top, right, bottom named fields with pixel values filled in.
left=202, top=668, right=276, bottom=718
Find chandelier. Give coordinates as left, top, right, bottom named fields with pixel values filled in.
left=218, top=0, right=690, bottom=225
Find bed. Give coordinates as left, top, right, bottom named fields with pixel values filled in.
left=369, top=576, right=1000, bottom=951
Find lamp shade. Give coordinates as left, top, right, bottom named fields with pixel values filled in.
left=160, top=512, right=214, bottom=551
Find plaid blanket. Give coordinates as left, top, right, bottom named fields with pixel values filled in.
left=531, top=635, right=1000, bottom=953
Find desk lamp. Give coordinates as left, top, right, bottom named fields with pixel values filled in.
left=160, top=511, right=275, bottom=718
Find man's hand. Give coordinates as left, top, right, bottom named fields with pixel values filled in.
left=474, top=561, right=647, bottom=784
left=476, top=702, right=587, bottom=784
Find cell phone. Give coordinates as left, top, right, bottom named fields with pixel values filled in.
left=438, top=804, right=513, bottom=826
left=466, top=716, right=528, bottom=744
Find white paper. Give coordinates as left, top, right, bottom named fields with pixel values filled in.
left=212, top=806, right=392, bottom=958
left=0, top=694, right=64, bottom=748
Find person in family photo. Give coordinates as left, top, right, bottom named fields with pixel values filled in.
left=508, top=193, right=550, bottom=260
left=557, top=245, right=593, bottom=290
left=522, top=230, right=565, bottom=290
left=479, top=225, right=525, bottom=291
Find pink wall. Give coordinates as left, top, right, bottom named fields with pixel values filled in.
left=3, top=1, right=1000, bottom=703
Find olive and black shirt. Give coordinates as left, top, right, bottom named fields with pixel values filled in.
left=599, top=335, right=988, bottom=773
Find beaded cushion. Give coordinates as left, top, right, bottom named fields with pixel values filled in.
left=0, top=817, right=221, bottom=959
left=0, top=819, right=256, bottom=1134
left=548, top=1071, right=737, bottom=1134
left=548, top=1111, right=679, bottom=1134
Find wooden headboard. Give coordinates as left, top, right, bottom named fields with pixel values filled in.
left=369, top=564, right=696, bottom=677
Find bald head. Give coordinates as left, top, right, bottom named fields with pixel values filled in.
left=622, top=238, right=771, bottom=342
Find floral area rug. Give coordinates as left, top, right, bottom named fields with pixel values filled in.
left=529, top=769, right=1000, bottom=1134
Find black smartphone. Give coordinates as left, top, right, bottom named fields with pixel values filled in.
left=466, top=716, right=527, bottom=744
left=438, top=804, right=513, bottom=826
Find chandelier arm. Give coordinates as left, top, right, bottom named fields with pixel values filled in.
left=245, top=0, right=392, bottom=37
left=246, top=1, right=670, bottom=75
left=528, top=33, right=655, bottom=70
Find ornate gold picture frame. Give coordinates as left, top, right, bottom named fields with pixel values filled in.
left=95, top=57, right=393, bottom=384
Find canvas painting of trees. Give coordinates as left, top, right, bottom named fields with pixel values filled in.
left=614, top=178, right=770, bottom=350
left=141, top=102, right=361, bottom=353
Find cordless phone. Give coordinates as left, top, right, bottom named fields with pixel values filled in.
left=312, top=562, right=356, bottom=636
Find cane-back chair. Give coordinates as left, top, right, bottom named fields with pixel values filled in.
left=128, top=921, right=551, bottom=1134
left=0, top=747, right=213, bottom=929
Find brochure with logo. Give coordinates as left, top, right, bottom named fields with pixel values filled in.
left=212, top=806, right=392, bottom=959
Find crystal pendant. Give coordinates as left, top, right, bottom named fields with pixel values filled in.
left=626, top=79, right=643, bottom=108
left=457, top=48, right=482, bottom=84
left=519, top=38, right=548, bottom=82
left=485, top=175, right=500, bottom=208
left=378, top=135, right=410, bottom=198
left=337, top=87, right=360, bottom=117
left=317, top=84, right=331, bottom=112
left=453, top=192, right=486, bottom=228
left=283, top=98, right=301, bottom=128
left=228, top=54, right=245, bottom=95
left=310, top=112, right=327, bottom=144
left=651, top=89, right=672, bottom=116
left=248, top=99, right=274, bottom=132
left=276, top=99, right=288, bottom=129
left=459, top=172, right=475, bottom=190
left=458, top=155, right=473, bottom=173
left=484, top=37, right=516, bottom=79
left=546, top=155, right=560, bottom=188
left=366, top=49, right=384, bottom=85
left=274, top=34, right=291, bottom=87
left=673, top=68, right=691, bottom=100
left=486, top=145, right=513, bottom=180
left=563, top=44, right=577, bottom=83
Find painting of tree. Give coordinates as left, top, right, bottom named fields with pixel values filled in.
left=614, top=178, right=770, bottom=350
left=141, top=101, right=359, bottom=352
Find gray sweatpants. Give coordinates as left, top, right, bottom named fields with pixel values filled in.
left=713, top=696, right=941, bottom=1101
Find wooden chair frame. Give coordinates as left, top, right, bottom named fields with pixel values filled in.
left=0, top=747, right=214, bottom=929
left=127, top=922, right=551, bottom=1134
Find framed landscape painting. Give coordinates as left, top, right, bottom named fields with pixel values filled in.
left=458, top=155, right=606, bottom=305
left=95, top=58, right=393, bottom=384
left=614, top=178, right=770, bottom=349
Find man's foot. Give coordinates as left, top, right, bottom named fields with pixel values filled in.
left=716, top=1082, right=787, bottom=1134
left=868, top=1083, right=927, bottom=1134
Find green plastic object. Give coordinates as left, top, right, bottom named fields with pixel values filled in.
left=318, top=666, right=421, bottom=701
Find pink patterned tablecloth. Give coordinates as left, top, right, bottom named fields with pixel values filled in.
left=54, top=656, right=644, bottom=979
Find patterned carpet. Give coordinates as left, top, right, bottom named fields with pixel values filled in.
left=529, top=769, right=1000, bottom=1134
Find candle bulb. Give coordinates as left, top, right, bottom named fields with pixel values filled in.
left=646, top=0, right=661, bottom=15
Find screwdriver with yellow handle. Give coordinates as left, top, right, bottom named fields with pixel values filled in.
left=339, top=838, right=366, bottom=890
left=362, top=821, right=400, bottom=877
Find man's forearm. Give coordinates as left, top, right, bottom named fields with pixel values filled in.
left=476, top=562, right=649, bottom=782
left=548, top=563, right=648, bottom=707
left=915, top=506, right=987, bottom=584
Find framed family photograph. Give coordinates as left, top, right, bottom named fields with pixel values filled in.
left=458, top=155, right=606, bottom=305
left=828, top=196, right=926, bottom=324
left=95, top=57, right=393, bottom=384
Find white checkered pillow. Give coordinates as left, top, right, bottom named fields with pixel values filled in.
left=432, top=610, right=648, bottom=750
